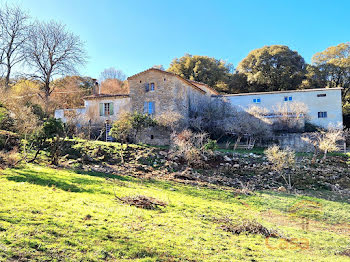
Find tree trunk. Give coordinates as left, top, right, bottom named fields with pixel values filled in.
left=44, top=82, right=51, bottom=113
left=234, top=136, right=242, bottom=150
left=322, top=149, right=328, bottom=161
left=5, top=64, right=11, bottom=88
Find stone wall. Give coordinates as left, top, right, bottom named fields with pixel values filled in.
left=272, top=133, right=315, bottom=152
left=258, top=132, right=345, bottom=152
left=128, top=70, right=207, bottom=123
left=136, top=126, right=171, bottom=146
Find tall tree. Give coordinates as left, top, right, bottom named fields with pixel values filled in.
left=0, top=4, right=30, bottom=88
left=312, top=43, right=350, bottom=95
left=24, top=20, right=87, bottom=109
left=237, top=45, right=306, bottom=92
left=99, top=67, right=126, bottom=81
left=168, top=54, right=234, bottom=92
left=312, top=43, right=350, bottom=127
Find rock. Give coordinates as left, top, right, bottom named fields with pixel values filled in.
left=233, top=164, right=240, bottom=168
left=278, top=186, right=287, bottom=192
left=159, top=151, right=167, bottom=156
left=223, top=155, right=232, bottom=162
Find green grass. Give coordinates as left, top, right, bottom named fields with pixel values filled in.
left=217, top=147, right=266, bottom=155
left=0, top=164, right=349, bottom=261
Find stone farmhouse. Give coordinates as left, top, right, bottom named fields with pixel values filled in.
left=55, top=68, right=343, bottom=145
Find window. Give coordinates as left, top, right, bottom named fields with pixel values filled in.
left=253, top=98, right=261, bottom=103
left=284, top=96, right=292, bottom=101
left=99, top=102, right=114, bottom=116
left=318, top=112, right=327, bottom=118
left=104, top=103, right=110, bottom=115
left=150, top=82, right=155, bottom=91
left=144, top=101, right=155, bottom=115
left=317, top=94, right=326, bottom=97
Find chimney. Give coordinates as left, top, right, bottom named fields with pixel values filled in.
left=92, top=78, right=99, bottom=95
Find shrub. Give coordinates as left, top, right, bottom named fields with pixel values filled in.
left=0, top=148, right=21, bottom=168
left=265, top=145, right=295, bottom=190
left=302, top=128, right=344, bottom=161
left=171, top=129, right=215, bottom=166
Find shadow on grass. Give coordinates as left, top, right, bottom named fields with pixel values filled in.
left=74, top=169, right=132, bottom=182
left=4, top=167, right=127, bottom=194
left=262, top=189, right=350, bottom=204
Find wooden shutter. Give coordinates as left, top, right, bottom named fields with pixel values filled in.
left=99, top=103, right=104, bottom=116
left=109, top=103, right=114, bottom=115
left=144, top=102, right=148, bottom=114
left=151, top=102, right=155, bottom=114
left=145, top=83, right=149, bottom=92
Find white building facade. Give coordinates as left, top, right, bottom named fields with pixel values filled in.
left=223, top=88, right=343, bottom=129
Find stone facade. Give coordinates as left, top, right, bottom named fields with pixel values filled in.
left=136, top=126, right=171, bottom=146
left=128, top=68, right=214, bottom=122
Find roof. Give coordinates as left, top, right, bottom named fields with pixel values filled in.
left=127, top=68, right=215, bottom=94
left=216, top=87, right=343, bottom=97
left=189, top=80, right=219, bottom=95
left=83, top=94, right=130, bottom=100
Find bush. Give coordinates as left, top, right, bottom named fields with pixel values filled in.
left=265, top=145, right=295, bottom=190
left=171, top=129, right=216, bottom=166
left=110, top=112, right=157, bottom=144
left=0, top=148, right=21, bottom=168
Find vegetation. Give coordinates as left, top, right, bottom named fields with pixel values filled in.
left=168, top=54, right=234, bottom=92
left=236, top=45, right=306, bottom=92
left=0, top=164, right=349, bottom=261
left=265, top=145, right=296, bottom=191
left=170, top=129, right=217, bottom=166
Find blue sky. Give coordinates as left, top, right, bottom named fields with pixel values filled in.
left=13, top=0, right=350, bottom=78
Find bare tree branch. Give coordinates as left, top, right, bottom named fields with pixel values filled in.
left=0, top=3, right=30, bottom=87
left=24, top=20, right=87, bottom=110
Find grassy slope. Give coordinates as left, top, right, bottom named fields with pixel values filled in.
left=0, top=165, right=349, bottom=261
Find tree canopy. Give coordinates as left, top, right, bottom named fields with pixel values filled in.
left=311, top=42, right=350, bottom=91
left=237, top=45, right=306, bottom=92
left=311, top=43, right=350, bottom=126
left=167, top=54, right=234, bottom=92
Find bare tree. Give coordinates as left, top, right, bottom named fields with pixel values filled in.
left=156, top=111, right=184, bottom=132
left=24, top=20, right=87, bottom=109
left=99, top=67, right=126, bottom=81
left=303, top=128, right=344, bottom=162
left=272, top=102, right=309, bottom=132
left=265, top=145, right=295, bottom=191
left=0, top=3, right=30, bottom=87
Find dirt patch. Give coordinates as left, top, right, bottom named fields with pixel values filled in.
left=116, top=195, right=167, bottom=210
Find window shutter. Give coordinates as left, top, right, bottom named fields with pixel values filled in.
left=99, top=103, right=104, bottom=116
left=144, top=102, right=148, bottom=114
left=145, top=83, right=149, bottom=92
left=151, top=102, right=155, bottom=114
left=109, top=102, right=114, bottom=115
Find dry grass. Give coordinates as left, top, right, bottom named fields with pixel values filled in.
left=116, top=195, right=167, bottom=210
left=216, top=217, right=283, bottom=238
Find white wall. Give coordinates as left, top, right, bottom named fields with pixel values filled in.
left=54, top=108, right=86, bottom=124
left=54, top=97, right=131, bottom=125
left=224, top=88, right=343, bottom=129
left=84, top=97, right=131, bottom=124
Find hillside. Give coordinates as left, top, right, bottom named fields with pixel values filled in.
left=0, top=164, right=349, bottom=261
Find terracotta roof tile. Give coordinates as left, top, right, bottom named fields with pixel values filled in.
left=83, top=94, right=129, bottom=100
